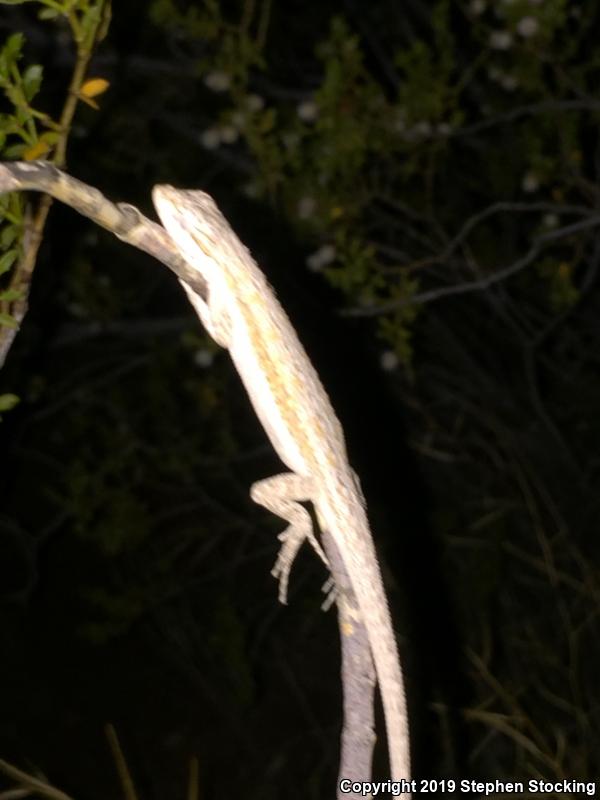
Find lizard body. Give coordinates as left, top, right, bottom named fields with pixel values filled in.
left=152, top=186, right=410, bottom=788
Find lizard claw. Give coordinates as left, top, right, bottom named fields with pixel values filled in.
left=320, top=576, right=338, bottom=611
left=272, top=525, right=331, bottom=604
left=271, top=526, right=305, bottom=604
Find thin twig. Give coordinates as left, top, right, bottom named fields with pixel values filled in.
left=453, top=99, right=600, bottom=139
left=104, top=724, right=139, bottom=800
left=0, top=160, right=208, bottom=310
left=345, top=214, right=600, bottom=317
left=0, top=760, right=74, bottom=800
left=186, top=756, right=199, bottom=800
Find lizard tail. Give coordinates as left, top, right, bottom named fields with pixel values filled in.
left=329, top=502, right=411, bottom=793
left=359, top=574, right=411, bottom=789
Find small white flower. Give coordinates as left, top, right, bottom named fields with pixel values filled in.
left=193, top=349, right=214, bottom=368
left=469, top=0, right=486, bottom=14
left=318, top=244, right=336, bottom=265
left=297, top=196, right=316, bottom=220
left=230, top=111, right=246, bottom=129
left=282, top=132, right=300, bottom=150
left=543, top=213, right=559, bottom=228
left=357, top=295, right=376, bottom=308
left=500, top=74, right=518, bottom=90
left=380, top=350, right=399, bottom=372
left=489, top=30, right=513, bottom=49
left=401, top=127, right=419, bottom=143
left=414, top=120, right=432, bottom=137
left=403, top=120, right=432, bottom=141
left=200, top=127, right=221, bottom=149
left=245, top=94, right=264, bottom=112
left=242, top=182, right=260, bottom=198
left=437, top=122, right=453, bottom=136
left=219, top=125, right=239, bottom=144
left=297, top=100, right=319, bottom=122
left=306, top=253, right=324, bottom=272
left=306, top=244, right=336, bottom=272
left=522, top=171, right=539, bottom=192
left=68, top=302, right=86, bottom=318
left=203, top=71, right=231, bottom=92
left=517, top=16, right=539, bottom=37
left=393, top=107, right=407, bottom=132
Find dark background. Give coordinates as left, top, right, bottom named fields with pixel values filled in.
left=1, top=1, right=599, bottom=798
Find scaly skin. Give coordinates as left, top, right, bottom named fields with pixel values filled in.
left=153, top=186, right=411, bottom=791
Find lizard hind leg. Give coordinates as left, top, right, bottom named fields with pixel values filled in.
left=250, top=473, right=329, bottom=604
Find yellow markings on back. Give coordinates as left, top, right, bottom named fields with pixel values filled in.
left=233, top=275, right=338, bottom=472
left=175, top=192, right=342, bottom=475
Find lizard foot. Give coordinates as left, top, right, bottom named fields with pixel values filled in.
left=271, top=526, right=305, bottom=604
left=271, top=525, right=328, bottom=604
left=320, top=575, right=338, bottom=611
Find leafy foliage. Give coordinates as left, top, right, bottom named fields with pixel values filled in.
left=0, top=32, right=58, bottom=160
left=0, top=0, right=111, bottom=418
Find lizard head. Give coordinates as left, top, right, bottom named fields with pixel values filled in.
left=153, top=184, right=250, bottom=273
left=153, top=185, right=221, bottom=253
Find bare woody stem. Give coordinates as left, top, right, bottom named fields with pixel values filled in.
left=0, top=758, right=75, bottom=800
left=0, top=161, right=381, bottom=791
left=0, top=160, right=207, bottom=366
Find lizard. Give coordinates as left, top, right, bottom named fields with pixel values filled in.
left=152, top=185, right=411, bottom=789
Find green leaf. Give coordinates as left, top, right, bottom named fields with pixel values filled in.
left=0, top=225, right=18, bottom=249
left=22, top=63, right=43, bottom=102
left=14, top=103, right=32, bottom=128
left=40, top=130, right=60, bottom=145
left=0, top=311, right=18, bottom=328
left=3, top=32, right=24, bottom=60
left=2, top=143, right=27, bottom=159
left=38, top=7, right=60, bottom=19
left=0, top=393, right=19, bottom=412
left=0, top=287, right=23, bottom=301
left=0, top=249, right=18, bottom=274
left=0, top=32, right=23, bottom=77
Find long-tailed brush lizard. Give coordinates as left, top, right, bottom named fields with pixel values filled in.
left=152, top=186, right=411, bottom=790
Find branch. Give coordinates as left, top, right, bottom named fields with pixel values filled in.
left=0, top=162, right=382, bottom=790
left=0, top=160, right=208, bottom=366
left=104, top=724, right=139, bottom=800
left=322, top=535, right=378, bottom=800
left=453, top=99, right=600, bottom=139
left=0, top=759, right=75, bottom=800
left=346, top=207, right=600, bottom=317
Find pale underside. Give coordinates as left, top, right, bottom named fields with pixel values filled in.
left=152, top=186, right=411, bottom=791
